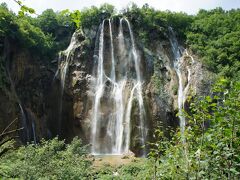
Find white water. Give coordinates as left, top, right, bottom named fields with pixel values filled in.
left=31, top=119, right=37, bottom=144
left=19, top=103, right=29, bottom=141
left=56, top=32, right=78, bottom=133
left=125, top=19, right=147, bottom=155
left=168, top=27, right=193, bottom=138
left=91, top=18, right=147, bottom=155
left=59, top=32, right=78, bottom=90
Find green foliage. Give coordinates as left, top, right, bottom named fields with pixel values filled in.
left=35, top=9, right=75, bottom=56
left=123, top=3, right=193, bottom=44
left=186, top=8, right=240, bottom=78
left=0, top=137, right=92, bottom=179
left=70, top=10, right=81, bottom=28
left=58, top=9, right=81, bottom=29
left=0, top=4, right=75, bottom=62
left=13, top=0, right=35, bottom=17
left=80, top=4, right=115, bottom=29
left=16, top=18, right=54, bottom=55
left=0, top=3, right=18, bottom=39
left=122, top=4, right=239, bottom=79
left=37, top=9, right=59, bottom=34
left=148, top=79, right=240, bottom=179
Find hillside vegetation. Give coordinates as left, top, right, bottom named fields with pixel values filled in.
left=0, top=3, right=239, bottom=179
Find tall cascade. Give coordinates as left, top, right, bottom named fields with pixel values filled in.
left=55, top=32, right=78, bottom=133
left=91, top=18, right=147, bottom=155
left=168, top=27, right=194, bottom=138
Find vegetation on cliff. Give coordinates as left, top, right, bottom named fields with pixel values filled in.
left=0, top=2, right=239, bottom=179
left=1, top=3, right=239, bottom=78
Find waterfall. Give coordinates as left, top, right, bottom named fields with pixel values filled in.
left=91, top=18, right=147, bottom=155
left=125, top=19, right=147, bottom=155
left=91, top=20, right=106, bottom=153
left=59, top=32, right=78, bottom=90
left=186, top=50, right=195, bottom=64
left=109, top=19, right=116, bottom=81
left=5, top=55, right=30, bottom=142
left=168, top=27, right=188, bottom=138
left=168, top=28, right=196, bottom=140
left=124, top=83, right=139, bottom=153
left=18, top=103, right=29, bottom=141
left=56, top=32, right=78, bottom=133
left=31, top=119, right=37, bottom=144
left=183, top=50, right=195, bottom=106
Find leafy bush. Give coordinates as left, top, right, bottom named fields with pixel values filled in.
left=186, top=8, right=240, bottom=77
left=80, top=3, right=115, bottom=30
left=0, top=137, right=92, bottom=179
left=148, top=79, right=240, bottom=179
left=123, top=3, right=193, bottom=44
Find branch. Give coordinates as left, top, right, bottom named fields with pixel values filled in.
left=1, top=118, right=18, bottom=134
left=0, top=127, right=24, bottom=138
left=12, top=0, right=39, bottom=16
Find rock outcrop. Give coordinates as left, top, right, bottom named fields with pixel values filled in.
left=0, top=17, right=212, bottom=155
left=50, top=18, right=210, bottom=155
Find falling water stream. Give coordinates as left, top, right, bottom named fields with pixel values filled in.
left=91, top=18, right=147, bottom=155
left=56, top=32, right=78, bottom=133
left=5, top=58, right=35, bottom=143
left=168, top=27, right=194, bottom=139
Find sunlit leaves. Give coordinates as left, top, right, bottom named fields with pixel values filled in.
left=187, top=9, right=240, bottom=78
left=14, top=0, right=35, bottom=17
left=0, top=137, right=91, bottom=179
left=149, top=79, right=240, bottom=179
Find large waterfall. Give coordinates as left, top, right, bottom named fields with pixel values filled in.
left=91, top=18, right=147, bottom=155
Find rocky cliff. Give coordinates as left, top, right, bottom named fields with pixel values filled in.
left=49, top=17, right=211, bottom=155
left=0, top=17, right=212, bottom=155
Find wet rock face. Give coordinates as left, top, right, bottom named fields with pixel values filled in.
left=0, top=19, right=208, bottom=154
left=0, top=41, right=54, bottom=143
left=51, top=22, right=208, bottom=155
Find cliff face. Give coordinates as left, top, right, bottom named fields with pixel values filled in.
left=0, top=39, right=54, bottom=143
left=48, top=19, right=211, bottom=155
left=0, top=18, right=212, bottom=155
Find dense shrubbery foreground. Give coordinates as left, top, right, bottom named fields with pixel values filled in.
left=0, top=138, right=92, bottom=179
left=0, top=79, right=239, bottom=179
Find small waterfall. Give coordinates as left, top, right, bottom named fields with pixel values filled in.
left=183, top=50, right=195, bottom=105
left=56, top=32, right=78, bottom=133
left=26, top=109, right=37, bottom=144
left=59, top=32, right=78, bottom=90
left=5, top=58, right=30, bottom=142
left=91, top=18, right=147, bottom=155
left=124, top=83, right=139, bottom=153
left=169, top=27, right=187, bottom=139
left=186, top=50, right=195, bottom=64
left=31, top=120, right=37, bottom=144
left=18, top=103, right=29, bottom=141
